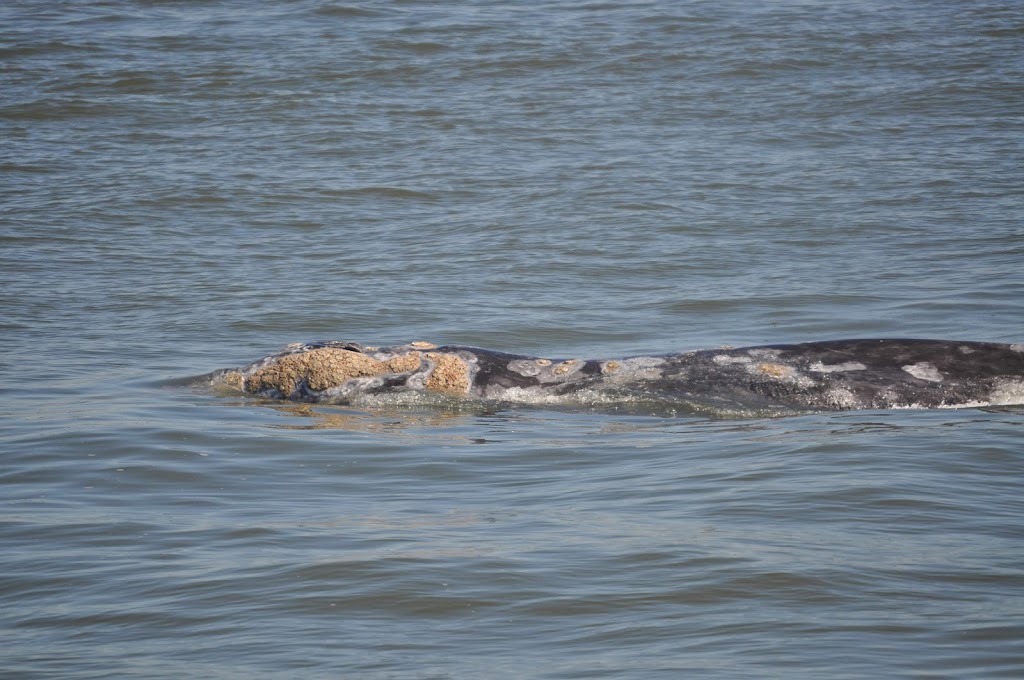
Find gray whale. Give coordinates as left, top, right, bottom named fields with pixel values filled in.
left=212, top=338, right=1024, bottom=413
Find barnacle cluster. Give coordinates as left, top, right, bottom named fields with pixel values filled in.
left=247, top=348, right=422, bottom=396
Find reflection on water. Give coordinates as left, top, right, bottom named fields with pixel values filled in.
left=262, top=402, right=493, bottom=442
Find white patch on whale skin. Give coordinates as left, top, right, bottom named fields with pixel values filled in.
left=508, top=359, right=544, bottom=377
left=1011, top=344, right=1024, bottom=353
left=809, top=361, right=867, bottom=373
left=601, top=357, right=666, bottom=382
left=320, top=376, right=389, bottom=401
left=744, top=362, right=815, bottom=388
left=902, top=362, right=944, bottom=382
left=507, top=357, right=590, bottom=383
left=713, top=354, right=751, bottom=365
left=551, top=359, right=583, bottom=376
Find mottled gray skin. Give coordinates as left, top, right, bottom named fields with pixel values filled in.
left=220, top=339, right=1024, bottom=412
left=634, top=339, right=1024, bottom=411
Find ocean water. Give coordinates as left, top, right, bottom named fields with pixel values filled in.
left=2, top=1, right=1023, bottom=678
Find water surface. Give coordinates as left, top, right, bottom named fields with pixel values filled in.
left=2, top=1, right=1023, bottom=677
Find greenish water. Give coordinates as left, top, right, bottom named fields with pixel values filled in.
left=2, top=1, right=1023, bottom=677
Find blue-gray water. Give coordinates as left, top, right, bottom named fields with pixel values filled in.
left=2, top=1, right=1023, bottom=678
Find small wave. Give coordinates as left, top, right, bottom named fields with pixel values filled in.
left=317, top=186, right=437, bottom=200
left=313, top=4, right=388, bottom=18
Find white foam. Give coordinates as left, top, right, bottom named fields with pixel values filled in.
left=989, top=378, right=1024, bottom=406
left=494, top=386, right=627, bottom=406
left=824, top=387, right=862, bottom=409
